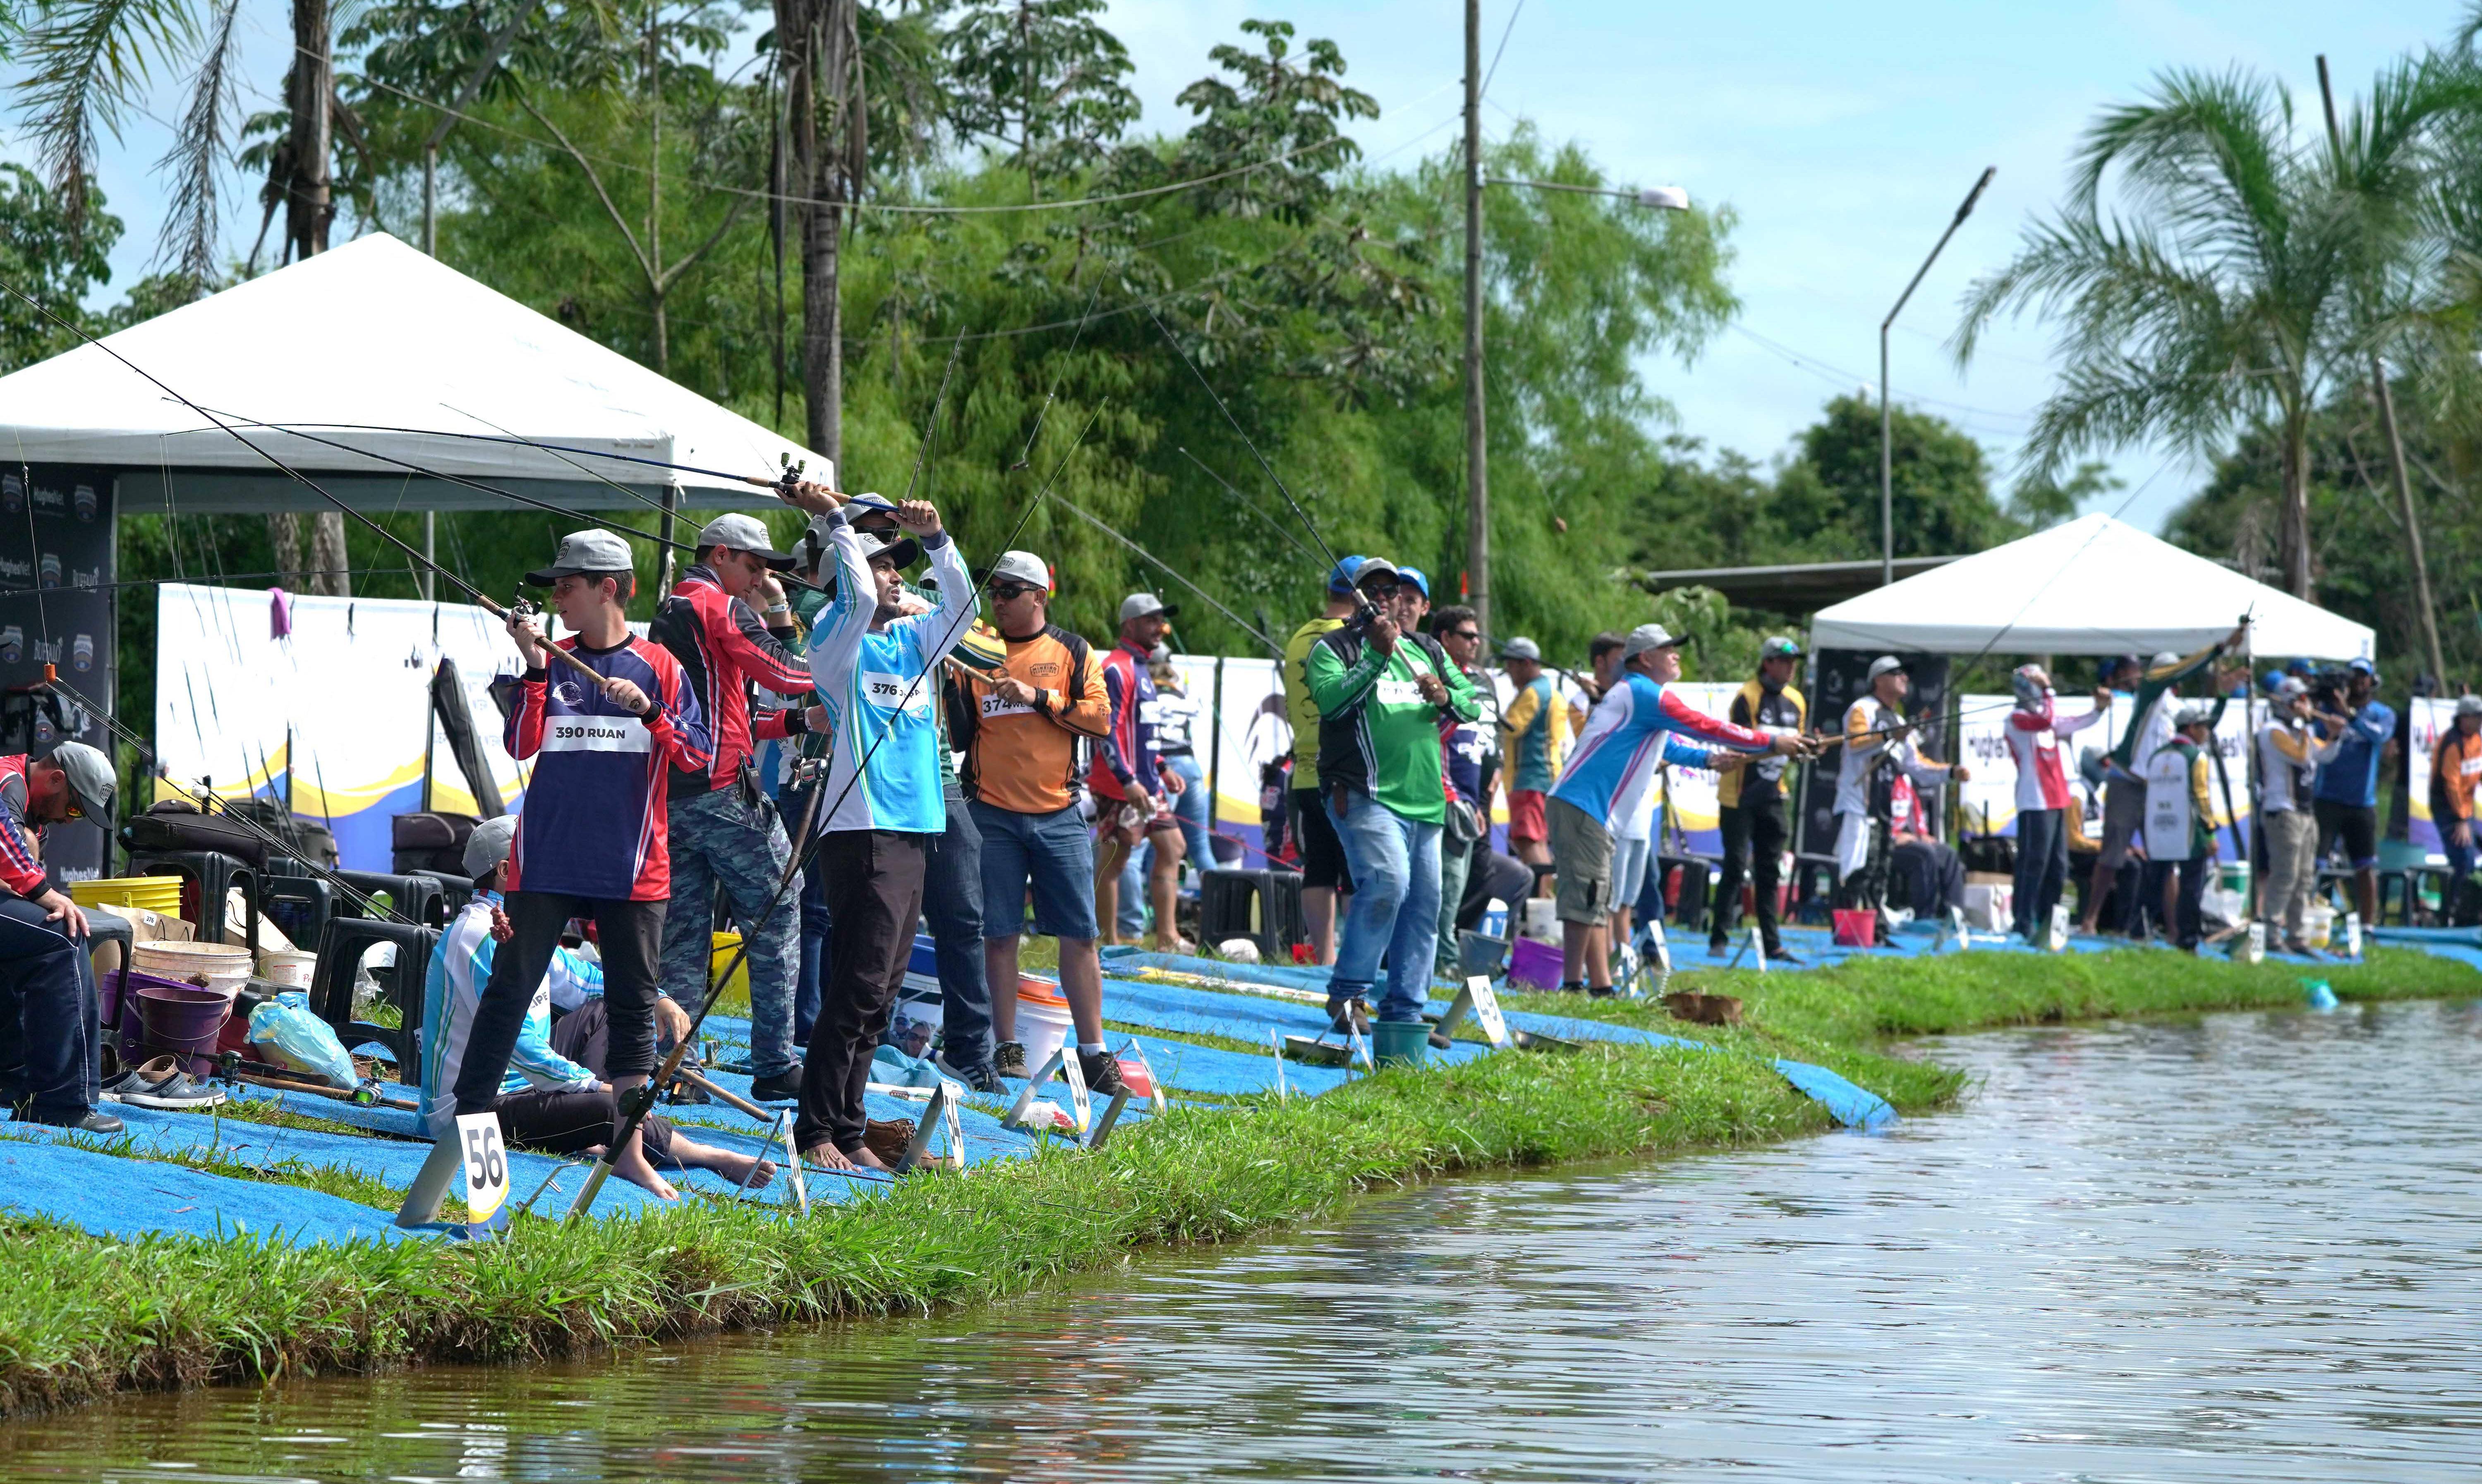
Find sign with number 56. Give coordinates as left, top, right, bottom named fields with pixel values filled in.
left=456, top=1111, right=511, bottom=1221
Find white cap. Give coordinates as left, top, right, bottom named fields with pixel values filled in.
left=987, top=550, right=1052, bottom=591
left=1621, top=623, right=1680, bottom=659
left=1867, top=655, right=1906, bottom=680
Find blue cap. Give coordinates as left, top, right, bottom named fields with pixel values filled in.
left=2259, top=669, right=2286, bottom=694
left=2348, top=656, right=2379, bottom=677
left=2289, top=656, right=2318, bottom=675
left=1397, top=565, right=1430, bottom=599
left=1326, top=556, right=1366, bottom=596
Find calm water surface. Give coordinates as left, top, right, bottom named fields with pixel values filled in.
left=7, top=999, right=2480, bottom=1482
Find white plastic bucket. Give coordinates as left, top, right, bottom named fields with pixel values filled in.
left=2305, top=904, right=2335, bottom=948
left=258, top=949, right=318, bottom=989
left=1520, top=897, right=1560, bottom=945
left=1015, top=978, right=1075, bottom=1075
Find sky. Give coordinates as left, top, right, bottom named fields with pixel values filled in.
left=6, top=0, right=2471, bottom=535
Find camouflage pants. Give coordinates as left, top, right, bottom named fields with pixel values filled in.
left=661, top=785, right=799, bottom=1079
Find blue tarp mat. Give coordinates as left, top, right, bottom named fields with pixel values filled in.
left=1773, top=1059, right=1897, bottom=1129
left=0, top=1130, right=414, bottom=1245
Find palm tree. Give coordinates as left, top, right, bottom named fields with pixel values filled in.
left=1956, top=63, right=2482, bottom=603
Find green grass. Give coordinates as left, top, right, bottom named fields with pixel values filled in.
left=0, top=942, right=2468, bottom=1419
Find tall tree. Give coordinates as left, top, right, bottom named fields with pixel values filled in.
left=1957, top=65, right=2482, bottom=603
left=942, top=0, right=1136, bottom=201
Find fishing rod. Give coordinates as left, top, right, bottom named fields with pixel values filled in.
left=567, top=402, right=1106, bottom=1217
left=1148, top=311, right=1385, bottom=629
left=190, top=414, right=796, bottom=492
left=1037, top=487, right=1282, bottom=655
left=1174, top=446, right=1322, bottom=567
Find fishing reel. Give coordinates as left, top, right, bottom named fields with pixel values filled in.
left=774, top=452, right=808, bottom=502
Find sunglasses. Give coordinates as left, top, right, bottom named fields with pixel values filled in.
left=987, top=582, right=1039, bottom=601
left=1447, top=629, right=1481, bottom=641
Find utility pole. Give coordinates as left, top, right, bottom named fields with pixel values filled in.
left=2318, top=55, right=2445, bottom=685
left=1880, top=166, right=1994, bottom=586
left=1462, top=0, right=1489, bottom=633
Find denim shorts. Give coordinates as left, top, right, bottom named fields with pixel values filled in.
left=970, top=799, right=1101, bottom=941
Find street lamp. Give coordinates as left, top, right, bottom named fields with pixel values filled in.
left=1878, top=165, right=1994, bottom=587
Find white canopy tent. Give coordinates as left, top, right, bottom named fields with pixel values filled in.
left=1809, top=513, right=2376, bottom=661
left=0, top=232, right=827, bottom=512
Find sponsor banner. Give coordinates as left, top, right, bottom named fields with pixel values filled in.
left=1955, top=692, right=2252, bottom=859
left=0, top=464, right=114, bottom=874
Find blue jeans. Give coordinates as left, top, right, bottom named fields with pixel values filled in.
left=783, top=784, right=833, bottom=1048
left=1325, top=787, right=1442, bottom=1023
left=922, top=782, right=994, bottom=1073
left=972, top=799, right=1101, bottom=942
left=0, top=895, right=102, bottom=1116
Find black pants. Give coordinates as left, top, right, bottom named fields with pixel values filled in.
left=0, top=895, right=101, bottom=1116
left=486, top=1085, right=678, bottom=1163
left=2012, top=807, right=2070, bottom=938
left=795, top=830, right=927, bottom=1155
left=454, top=892, right=664, bottom=1116
left=923, top=782, right=994, bottom=1073
left=1457, top=841, right=1534, bottom=930
left=1890, top=840, right=1965, bottom=918
left=1712, top=799, right=1788, bottom=951
left=2142, top=855, right=2208, bottom=949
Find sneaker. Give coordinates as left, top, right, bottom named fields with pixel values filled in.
left=119, top=1070, right=228, bottom=1111
left=16, top=1105, right=125, bottom=1135
left=1428, top=1027, right=1455, bottom=1049
left=1707, top=936, right=1729, bottom=957
left=1078, top=1048, right=1130, bottom=1101
left=935, top=1055, right=1006, bottom=1096
left=992, top=1041, right=1029, bottom=1080
left=1586, top=985, right=1619, bottom=999
left=747, top=1070, right=804, bottom=1103
left=1323, top=996, right=1370, bottom=1037
left=1557, top=980, right=1589, bottom=994
left=1764, top=946, right=1805, bottom=966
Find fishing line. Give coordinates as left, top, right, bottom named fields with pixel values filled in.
left=1147, top=310, right=1379, bottom=625
left=1038, top=487, right=1281, bottom=656
left=1174, top=446, right=1321, bottom=566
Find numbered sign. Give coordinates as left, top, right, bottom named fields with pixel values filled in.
left=2237, top=921, right=2266, bottom=965
left=456, top=1111, right=510, bottom=1222
left=1950, top=906, right=1972, bottom=951
left=1269, top=1027, right=1290, bottom=1100
left=1644, top=918, right=1672, bottom=974
left=2048, top=904, right=2072, bottom=953
left=1058, top=1046, right=1093, bottom=1132
left=2341, top=911, right=2362, bottom=959
left=1346, top=1025, right=1373, bottom=1071
left=1749, top=924, right=1768, bottom=976
left=1465, top=975, right=1512, bottom=1049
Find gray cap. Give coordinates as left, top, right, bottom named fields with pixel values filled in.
left=1621, top=623, right=1681, bottom=659
left=1867, top=655, right=1906, bottom=680
left=694, top=512, right=795, bottom=570
left=524, top=529, right=635, bottom=587
left=463, top=814, right=518, bottom=879
left=2457, top=695, right=2482, bottom=718
left=987, top=550, right=1052, bottom=591
left=2276, top=677, right=2310, bottom=700
left=845, top=492, right=898, bottom=518
left=1497, top=635, right=1541, bottom=662
left=1120, top=592, right=1178, bottom=623
left=46, top=740, right=114, bottom=826
left=2175, top=702, right=2216, bottom=728
left=1351, top=556, right=1401, bottom=588
left=801, top=513, right=918, bottom=579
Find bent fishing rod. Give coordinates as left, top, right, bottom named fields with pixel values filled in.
left=566, top=404, right=1105, bottom=1218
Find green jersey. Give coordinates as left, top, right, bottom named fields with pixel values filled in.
left=1305, top=623, right=1480, bottom=824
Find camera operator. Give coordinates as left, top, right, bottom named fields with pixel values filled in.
left=2256, top=677, right=2344, bottom=954
left=2310, top=658, right=2395, bottom=930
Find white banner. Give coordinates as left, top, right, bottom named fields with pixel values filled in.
left=2407, top=697, right=2453, bottom=861
left=157, top=584, right=535, bottom=870
left=1211, top=655, right=1285, bottom=862
left=1955, top=691, right=2251, bottom=859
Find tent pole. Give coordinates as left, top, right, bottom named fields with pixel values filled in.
left=421, top=512, right=435, bottom=602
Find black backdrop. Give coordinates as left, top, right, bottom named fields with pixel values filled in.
left=1797, top=647, right=1951, bottom=854
left=1, top=465, right=115, bottom=875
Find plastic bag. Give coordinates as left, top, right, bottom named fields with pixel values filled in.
left=247, top=990, right=359, bottom=1089
left=870, top=1044, right=943, bottom=1090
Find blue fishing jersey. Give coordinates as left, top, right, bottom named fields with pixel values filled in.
left=805, top=508, right=975, bottom=835
left=503, top=634, right=712, bottom=901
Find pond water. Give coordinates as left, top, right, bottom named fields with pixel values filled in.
left=7, top=998, right=2480, bottom=1482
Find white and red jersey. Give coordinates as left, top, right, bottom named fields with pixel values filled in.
left=503, top=636, right=712, bottom=902
left=0, top=754, right=47, bottom=898
left=2003, top=691, right=2103, bottom=811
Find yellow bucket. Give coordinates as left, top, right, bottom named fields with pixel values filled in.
left=709, top=931, right=751, bottom=1004
left=70, top=876, right=186, bottom=915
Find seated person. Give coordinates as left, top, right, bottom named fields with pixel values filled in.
left=1885, top=776, right=1966, bottom=921
left=422, top=816, right=772, bottom=1200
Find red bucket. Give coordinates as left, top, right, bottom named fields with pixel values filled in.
left=1831, top=909, right=1878, bottom=948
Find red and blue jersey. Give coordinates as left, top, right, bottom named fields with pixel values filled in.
left=1088, top=639, right=1161, bottom=802
left=1550, top=673, right=1773, bottom=827
left=651, top=566, right=814, bottom=801
left=503, top=636, right=712, bottom=902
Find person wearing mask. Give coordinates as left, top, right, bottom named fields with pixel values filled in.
left=0, top=740, right=119, bottom=1133
left=1282, top=560, right=1371, bottom=962
left=2002, top=663, right=2106, bottom=944
left=775, top=486, right=972, bottom=1171
left=2313, top=657, right=2396, bottom=930
left=2141, top=704, right=2221, bottom=952
left=424, top=816, right=771, bottom=1197
left=1833, top=657, right=1967, bottom=915
left=649, top=512, right=816, bottom=1105
left=1497, top=637, right=1569, bottom=868
left=2432, top=695, right=2482, bottom=888
left=455, top=531, right=713, bottom=1179
left=948, top=550, right=1122, bottom=1094
left=2084, top=634, right=2243, bottom=935
left=1306, top=558, right=1480, bottom=1030
left=1092, top=594, right=1188, bottom=953
left=1548, top=625, right=1795, bottom=991
left=1429, top=603, right=1499, bottom=975
left=2258, top=677, right=2343, bottom=953
left=1710, top=637, right=1808, bottom=962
